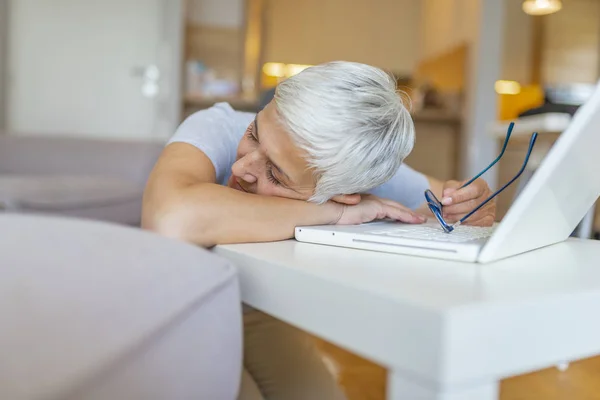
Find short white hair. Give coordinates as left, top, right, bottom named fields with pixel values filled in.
left=274, top=61, right=416, bottom=203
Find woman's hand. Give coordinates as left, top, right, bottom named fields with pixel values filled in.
left=333, top=194, right=428, bottom=225
left=440, top=179, right=496, bottom=226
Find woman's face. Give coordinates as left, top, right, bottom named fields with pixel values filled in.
left=227, top=102, right=317, bottom=200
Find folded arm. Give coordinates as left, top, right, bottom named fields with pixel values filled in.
left=141, top=143, right=343, bottom=247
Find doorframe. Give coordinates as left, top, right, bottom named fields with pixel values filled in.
left=0, top=0, right=8, bottom=133
left=159, top=0, right=185, bottom=140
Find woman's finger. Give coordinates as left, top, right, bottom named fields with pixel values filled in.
left=444, top=202, right=495, bottom=224
left=382, top=203, right=426, bottom=224
left=442, top=198, right=481, bottom=216
left=441, top=184, right=485, bottom=206
left=442, top=180, right=462, bottom=197
left=380, top=199, right=429, bottom=220
left=459, top=204, right=496, bottom=224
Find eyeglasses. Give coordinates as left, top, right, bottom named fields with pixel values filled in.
left=425, top=122, right=538, bottom=233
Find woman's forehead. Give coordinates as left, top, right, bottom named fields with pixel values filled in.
left=258, top=104, right=316, bottom=187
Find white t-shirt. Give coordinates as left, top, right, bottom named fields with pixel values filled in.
left=167, top=102, right=429, bottom=209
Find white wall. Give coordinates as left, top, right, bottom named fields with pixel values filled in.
left=187, top=0, right=243, bottom=28
left=418, top=0, right=479, bottom=61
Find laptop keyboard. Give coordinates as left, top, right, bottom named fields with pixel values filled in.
left=365, top=225, right=495, bottom=243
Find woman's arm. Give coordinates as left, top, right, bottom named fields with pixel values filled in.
left=142, top=143, right=342, bottom=247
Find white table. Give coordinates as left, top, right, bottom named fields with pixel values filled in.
left=215, top=238, right=600, bottom=400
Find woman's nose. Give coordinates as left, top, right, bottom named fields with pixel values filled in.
left=241, top=173, right=257, bottom=183
left=232, top=152, right=261, bottom=183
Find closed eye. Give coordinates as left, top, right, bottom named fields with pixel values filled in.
left=266, top=163, right=281, bottom=186
left=246, top=125, right=258, bottom=142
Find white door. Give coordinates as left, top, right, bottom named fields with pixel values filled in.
left=6, top=0, right=182, bottom=140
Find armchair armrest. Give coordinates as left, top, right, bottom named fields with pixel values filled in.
left=0, top=135, right=165, bottom=187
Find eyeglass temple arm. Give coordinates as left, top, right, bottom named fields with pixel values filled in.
left=460, top=122, right=515, bottom=189
left=457, top=131, right=538, bottom=225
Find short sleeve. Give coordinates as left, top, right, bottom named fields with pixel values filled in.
left=367, top=163, right=430, bottom=210
left=167, top=103, right=254, bottom=185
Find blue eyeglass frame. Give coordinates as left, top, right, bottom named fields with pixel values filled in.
left=425, top=122, right=539, bottom=233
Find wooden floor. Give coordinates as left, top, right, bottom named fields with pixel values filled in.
left=314, top=338, right=600, bottom=400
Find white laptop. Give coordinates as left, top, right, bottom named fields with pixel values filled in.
left=295, top=80, right=600, bottom=263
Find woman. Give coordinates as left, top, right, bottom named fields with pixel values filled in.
left=142, top=61, right=495, bottom=399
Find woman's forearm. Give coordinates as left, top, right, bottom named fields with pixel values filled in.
left=142, top=182, right=342, bottom=247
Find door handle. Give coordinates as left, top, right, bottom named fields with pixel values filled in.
left=131, top=64, right=160, bottom=81
left=131, top=65, right=160, bottom=98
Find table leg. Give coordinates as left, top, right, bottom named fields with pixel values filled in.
left=387, top=371, right=499, bottom=400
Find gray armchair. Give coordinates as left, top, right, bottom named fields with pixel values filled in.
left=0, top=134, right=164, bottom=225
left=0, top=213, right=243, bottom=400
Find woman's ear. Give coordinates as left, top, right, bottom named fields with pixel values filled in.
left=330, top=194, right=361, bottom=205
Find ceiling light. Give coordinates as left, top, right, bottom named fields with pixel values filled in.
left=495, top=80, right=522, bottom=95
left=262, top=63, right=286, bottom=78
left=522, top=0, right=562, bottom=16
